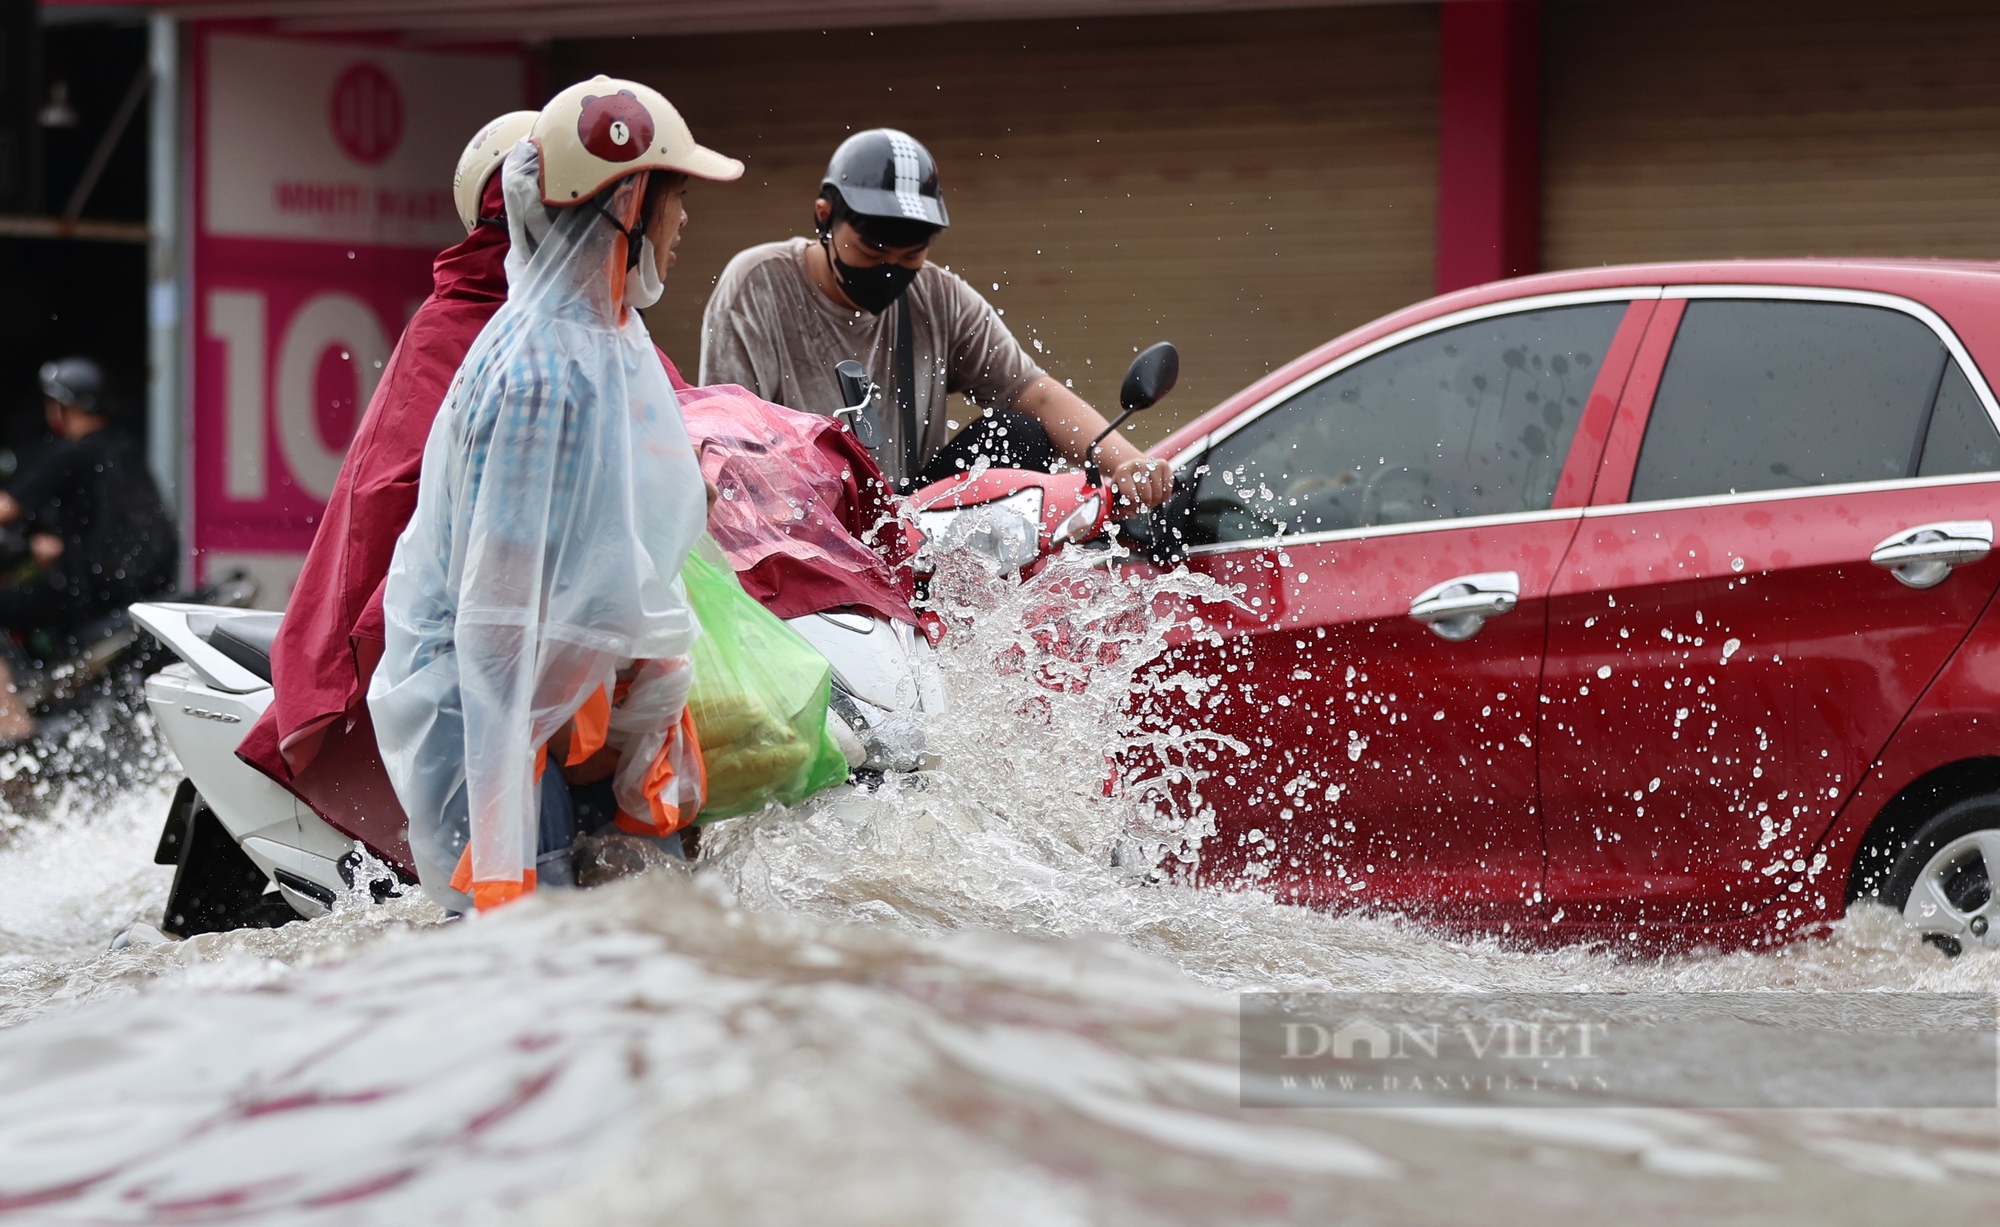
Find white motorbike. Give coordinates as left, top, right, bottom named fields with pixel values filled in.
left=132, top=370, right=945, bottom=936
left=131, top=602, right=943, bottom=934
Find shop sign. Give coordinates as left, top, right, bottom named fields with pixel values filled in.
left=190, top=28, right=523, bottom=605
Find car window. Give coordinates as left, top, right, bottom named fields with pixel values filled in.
left=1184, top=303, right=1627, bottom=546
left=1629, top=300, right=1949, bottom=502
left=1917, top=359, right=2000, bottom=478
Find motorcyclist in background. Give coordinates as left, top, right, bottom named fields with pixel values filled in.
left=369, top=77, right=742, bottom=913
left=699, top=128, right=1172, bottom=510
left=0, top=358, right=176, bottom=740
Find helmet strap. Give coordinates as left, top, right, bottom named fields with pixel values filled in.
left=817, top=229, right=849, bottom=293
left=589, top=195, right=646, bottom=270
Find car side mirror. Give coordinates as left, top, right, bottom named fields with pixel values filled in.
left=835, top=360, right=872, bottom=414
left=1086, top=342, right=1181, bottom=489
left=1120, top=342, right=1180, bottom=413
left=833, top=359, right=879, bottom=448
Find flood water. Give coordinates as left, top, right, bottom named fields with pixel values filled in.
left=1, top=556, right=1999, bottom=1224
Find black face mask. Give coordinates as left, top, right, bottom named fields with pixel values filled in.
left=824, top=234, right=917, bottom=314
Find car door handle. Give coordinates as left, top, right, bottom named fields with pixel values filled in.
left=1409, top=571, right=1521, bottom=641
left=1870, top=520, right=1994, bottom=590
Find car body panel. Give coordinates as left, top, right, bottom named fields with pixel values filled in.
left=1552, top=299, right=1660, bottom=510
left=1160, top=517, right=1575, bottom=922
left=1816, top=586, right=2000, bottom=912
left=1540, top=482, right=2000, bottom=923
left=1131, top=301, right=1656, bottom=922
left=1120, top=257, right=2000, bottom=947
left=1537, top=284, right=2000, bottom=926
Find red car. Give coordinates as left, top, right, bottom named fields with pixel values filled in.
left=1128, top=259, right=2000, bottom=952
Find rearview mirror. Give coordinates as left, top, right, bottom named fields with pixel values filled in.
left=834, top=359, right=872, bottom=413
left=832, top=359, right=880, bottom=448
left=1119, top=342, right=1180, bottom=413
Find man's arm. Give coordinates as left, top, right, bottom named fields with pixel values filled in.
left=1011, top=377, right=1173, bottom=511
left=936, top=268, right=1171, bottom=511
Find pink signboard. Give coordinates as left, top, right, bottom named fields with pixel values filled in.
left=190, top=26, right=525, bottom=606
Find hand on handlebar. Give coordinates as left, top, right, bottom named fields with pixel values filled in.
left=1108, top=456, right=1174, bottom=515
left=700, top=441, right=720, bottom=512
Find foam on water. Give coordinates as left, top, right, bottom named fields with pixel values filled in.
left=0, top=555, right=1996, bottom=1223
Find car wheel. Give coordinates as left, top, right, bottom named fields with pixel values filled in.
left=1882, top=794, right=2000, bottom=957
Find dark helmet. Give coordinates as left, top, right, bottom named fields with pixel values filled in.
left=819, top=128, right=950, bottom=232
left=38, top=356, right=105, bottom=412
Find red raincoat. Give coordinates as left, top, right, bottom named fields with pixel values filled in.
left=236, top=174, right=690, bottom=872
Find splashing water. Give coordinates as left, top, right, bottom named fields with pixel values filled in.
left=0, top=556, right=1997, bottom=1223
left=698, top=546, right=1243, bottom=943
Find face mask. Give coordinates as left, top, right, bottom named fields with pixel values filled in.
left=824, top=233, right=917, bottom=314
left=625, top=236, right=664, bottom=309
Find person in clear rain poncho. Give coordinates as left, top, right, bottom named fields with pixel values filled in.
left=369, top=77, right=743, bottom=912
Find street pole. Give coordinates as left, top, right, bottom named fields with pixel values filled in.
left=146, top=12, right=187, bottom=583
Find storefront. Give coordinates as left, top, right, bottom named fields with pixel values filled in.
left=1542, top=0, right=2000, bottom=270
left=184, top=28, right=526, bottom=597
left=33, top=0, right=2000, bottom=606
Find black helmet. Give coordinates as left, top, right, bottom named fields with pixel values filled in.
left=819, top=128, right=949, bottom=232
left=38, top=356, right=105, bottom=412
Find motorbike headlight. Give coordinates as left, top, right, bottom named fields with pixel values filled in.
left=1052, top=495, right=1103, bottom=545
left=917, top=487, right=1044, bottom=573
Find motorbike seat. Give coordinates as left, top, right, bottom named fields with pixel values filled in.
left=203, top=611, right=283, bottom=683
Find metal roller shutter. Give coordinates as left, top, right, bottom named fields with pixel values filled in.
left=557, top=5, right=1440, bottom=443
left=1545, top=0, right=2000, bottom=271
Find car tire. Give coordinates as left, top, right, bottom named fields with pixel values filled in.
left=1881, top=793, right=2000, bottom=957
left=157, top=781, right=302, bottom=938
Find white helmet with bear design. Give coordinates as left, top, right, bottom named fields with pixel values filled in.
left=532, top=76, right=742, bottom=206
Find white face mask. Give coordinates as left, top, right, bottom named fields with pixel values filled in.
left=624, top=236, right=664, bottom=309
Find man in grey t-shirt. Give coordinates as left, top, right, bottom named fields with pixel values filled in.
left=699, top=129, right=1171, bottom=508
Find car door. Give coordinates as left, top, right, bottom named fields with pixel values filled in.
left=1133, top=293, right=1653, bottom=924
left=1540, top=290, right=2000, bottom=928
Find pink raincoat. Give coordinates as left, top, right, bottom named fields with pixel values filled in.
left=681, top=384, right=916, bottom=626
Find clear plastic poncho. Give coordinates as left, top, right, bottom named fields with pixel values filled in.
left=369, top=141, right=707, bottom=912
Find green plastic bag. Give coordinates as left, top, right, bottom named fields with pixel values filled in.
left=683, top=537, right=851, bottom=823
